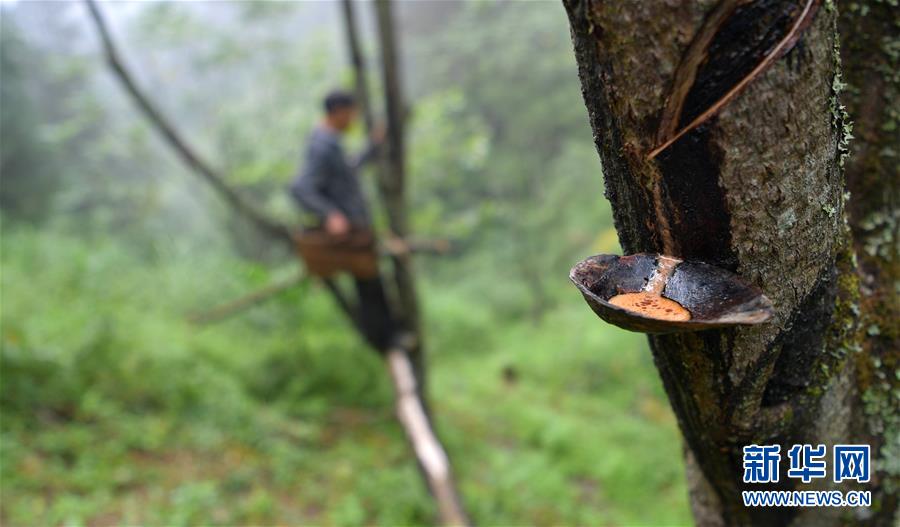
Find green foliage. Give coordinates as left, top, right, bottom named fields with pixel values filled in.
left=1, top=227, right=690, bottom=526
left=0, top=1, right=690, bottom=525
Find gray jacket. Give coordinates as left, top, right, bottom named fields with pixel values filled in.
left=290, top=126, right=379, bottom=226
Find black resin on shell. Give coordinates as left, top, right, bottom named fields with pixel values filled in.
left=569, top=253, right=774, bottom=334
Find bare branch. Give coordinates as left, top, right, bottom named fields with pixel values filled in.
left=188, top=272, right=306, bottom=325
left=382, top=237, right=455, bottom=257
left=83, top=0, right=291, bottom=242
left=84, top=0, right=365, bottom=329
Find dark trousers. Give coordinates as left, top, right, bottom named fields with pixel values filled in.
left=354, top=276, right=395, bottom=350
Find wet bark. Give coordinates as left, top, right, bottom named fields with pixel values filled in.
left=563, top=0, right=894, bottom=524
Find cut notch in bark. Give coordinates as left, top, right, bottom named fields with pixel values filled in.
left=647, top=0, right=821, bottom=160
left=570, top=253, right=773, bottom=334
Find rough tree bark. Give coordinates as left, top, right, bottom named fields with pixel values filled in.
left=562, top=0, right=896, bottom=525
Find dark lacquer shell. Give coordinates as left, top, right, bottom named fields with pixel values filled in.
left=569, top=253, right=774, bottom=334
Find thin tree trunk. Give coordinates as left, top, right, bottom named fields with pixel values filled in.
left=188, top=272, right=305, bottom=325
left=341, top=3, right=471, bottom=524
left=341, top=0, right=376, bottom=132
left=563, top=0, right=891, bottom=524
left=339, top=0, right=402, bottom=327
left=373, top=0, right=427, bottom=384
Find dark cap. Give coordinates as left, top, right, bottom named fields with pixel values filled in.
left=323, top=90, right=357, bottom=113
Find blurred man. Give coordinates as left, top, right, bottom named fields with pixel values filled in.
left=290, top=89, right=396, bottom=350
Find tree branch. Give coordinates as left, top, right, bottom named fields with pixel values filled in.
left=84, top=0, right=291, bottom=242
left=188, top=272, right=306, bottom=325
left=84, top=0, right=363, bottom=330
left=382, top=237, right=454, bottom=257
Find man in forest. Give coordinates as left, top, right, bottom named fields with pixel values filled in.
left=290, top=89, right=396, bottom=350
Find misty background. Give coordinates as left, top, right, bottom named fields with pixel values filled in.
left=1, top=1, right=691, bottom=524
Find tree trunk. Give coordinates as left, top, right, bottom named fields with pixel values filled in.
left=341, top=3, right=470, bottom=524
left=373, top=0, right=427, bottom=382
left=563, top=0, right=895, bottom=525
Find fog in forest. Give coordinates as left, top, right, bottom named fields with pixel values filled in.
left=1, top=1, right=690, bottom=524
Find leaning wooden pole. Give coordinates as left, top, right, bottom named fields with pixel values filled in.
left=387, top=348, right=470, bottom=527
